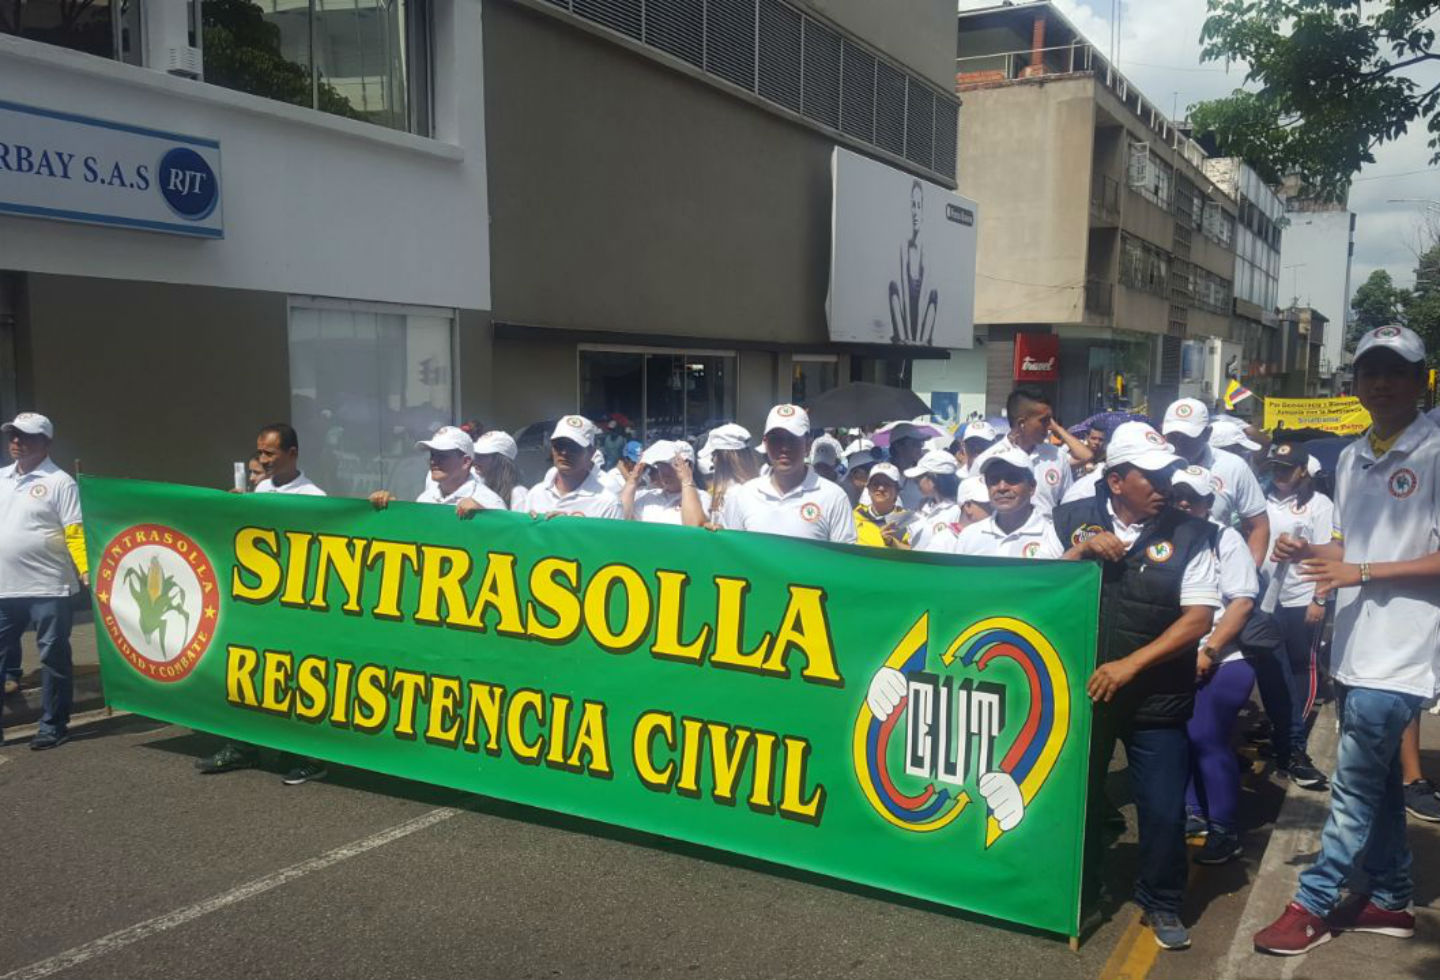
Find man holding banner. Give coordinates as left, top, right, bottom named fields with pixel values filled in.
left=722, top=405, right=856, bottom=544
left=525, top=416, right=622, bottom=519
left=1055, top=421, right=1221, bottom=951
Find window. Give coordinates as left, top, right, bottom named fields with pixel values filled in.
left=1120, top=234, right=1170, bottom=298
left=288, top=298, right=456, bottom=499
left=202, top=0, right=430, bottom=134
left=791, top=355, right=838, bottom=404
left=1126, top=141, right=1171, bottom=210
left=579, top=346, right=736, bottom=443
left=3, top=0, right=142, bottom=61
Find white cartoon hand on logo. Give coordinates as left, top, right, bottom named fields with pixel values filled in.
left=866, top=667, right=907, bottom=722
left=979, top=771, right=1025, bottom=831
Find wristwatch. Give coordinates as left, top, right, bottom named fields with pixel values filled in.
left=1199, top=645, right=1217, bottom=660
left=1359, top=562, right=1372, bottom=585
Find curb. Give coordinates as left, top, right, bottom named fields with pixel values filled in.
left=1216, top=699, right=1341, bottom=980
left=1, top=664, right=106, bottom=729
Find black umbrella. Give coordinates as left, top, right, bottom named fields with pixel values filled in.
left=804, top=382, right=933, bottom=429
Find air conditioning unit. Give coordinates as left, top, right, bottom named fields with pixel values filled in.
left=145, top=0, right=204, bottom=80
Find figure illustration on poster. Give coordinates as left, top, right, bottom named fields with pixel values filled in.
left=888, top=180, right=940, bottom=346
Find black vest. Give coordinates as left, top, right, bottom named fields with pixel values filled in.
left=1054, top=487, right=1218, bottom=726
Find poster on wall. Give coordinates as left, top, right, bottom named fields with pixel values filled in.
left=828, top=147, right=977, bottom=349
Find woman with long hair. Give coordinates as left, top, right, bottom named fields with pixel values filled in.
left=699, top=424, right=760, bottom=527
left=471, top=430, right=527, bottom=510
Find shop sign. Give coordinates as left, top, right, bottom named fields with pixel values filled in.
left=0, top=99, right=222, bottom=238
left=828, top=147, right=977, bottom=349
left=1014, top=333, right=1059, bottom=381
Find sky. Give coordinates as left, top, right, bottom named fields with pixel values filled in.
left=956, top=0, right=1440, bottom=297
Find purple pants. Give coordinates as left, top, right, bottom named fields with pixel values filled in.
left=1186, top=657, right=1257, bottom=833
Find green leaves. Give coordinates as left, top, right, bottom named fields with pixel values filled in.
left=1190, top=0, right=1440, bottom=199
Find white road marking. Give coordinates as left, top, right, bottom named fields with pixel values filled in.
left=0, top=806, right=462, bottom=980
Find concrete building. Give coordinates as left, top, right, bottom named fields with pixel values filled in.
left=2, top=0, right=962, bottom=490
left=1277, top=199, right=1356, bottom=394
left=1203, top=157, right=1286, bottom=401
left=1275, top=306, right=1328, bottom=398
left=954, top=1, right=1239, bottom=422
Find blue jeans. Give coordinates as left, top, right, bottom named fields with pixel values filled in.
left=1295, top=686, right=1422, bottom=916
left=1253, top=605, right=1320, bottom=762
left=0, top=597, right=74, bottom=738
left=1088, top=712, right=1191, bottom=916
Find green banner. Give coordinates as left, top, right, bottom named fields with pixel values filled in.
left=81, top=476, right=1100, bottom=937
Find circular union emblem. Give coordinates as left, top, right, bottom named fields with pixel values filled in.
left=1291, top=502, right=1308, bottom=515
left=1185, top=465, right=1204, bottom=476
left=1071, top=524, right=1104, bottom=546
left=1175, top=403, right=1194, bottom=418
left=1389, top=467, right=1419, bottom=499
left=1374, top=325, right=1402, bottom=339
left=799, top=502, right=822, bottom=522
left=777, top=405, right=797, bottom=417
left=96, top=524, right=219, bottom=683
left=1045, top=467, right=1060, bottom=486
left=28, top=483, right=48, bottom=499
left=1022, top=541, right=1042, bottom=558
left=1146, top=540, right=1175, bottom=563
left=157, top=147, right=219, bottom=221
left=1144, top=430, right=1165, bottom=446
left=1211, top=474, right=1226, bottom=493
left=565, top=416, right=584, bottom=428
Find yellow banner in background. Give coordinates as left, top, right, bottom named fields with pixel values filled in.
left=1263, top=397, right=1372, bottom=436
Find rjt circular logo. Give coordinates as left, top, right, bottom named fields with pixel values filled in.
left=157, top=147, right=219, bottom=221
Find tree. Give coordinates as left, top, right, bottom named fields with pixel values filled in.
left=1191, top=1, right=1440, bottom=199
left=1406, top=243, right=1440, bottom=363
left=1348, top=269, right=1407, bottom=350
left=201, top=0, right=358, bottom=120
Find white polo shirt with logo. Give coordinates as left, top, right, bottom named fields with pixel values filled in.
left=632, top=486, right=712, bottom=525
left=722, top=468, right=856, bottom=544
left=525, top=468, right=623, bottom=519
left=0, top=457, right=84, bottom=598
left=972, top=436, right=1072, bottom=516
left=948, top=506, right=1064, bottom=559
left=1204, top=525, right=1260, bottom=663
left=908, top=499, right=965, bottom=553
left=1061, top=468, right=1103, bottom=505
left=1197, top=445, right=1266, bottom=528
left=1260, top=490, right=1335, bottom=610
left=1106, top=500, right=1222, bottom=608
left=254, top=472, right=327, bottom=496
left=418, top=473, right=506, bottom=510
left=1330, top=414, right=1440, bottom=698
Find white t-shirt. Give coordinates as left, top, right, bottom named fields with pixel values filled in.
left=0, top=457, right=83, bottom=598
left=972, top=436, right=1072, bottom=516
left=1330, top=416, right=1440, bottom=698
left=599, top=466, right=630, bottom=496
left=1260, top=490, right=1335, bottom=610
left=254, top=472, right=327, bottom=496
left=949, top=506, right=1064, bottom=559
left=722, top=468, right=857, bottom=544
left=525, top=468, right=623, bottom=519
left=1202, top=525, right=1260, bottom=663
left=418, top=473, right=506, bottom=510
left=1062, top=468, right=1103, bottom=505
left=908, top=499, right=965, bottom=553
left=631, top=486, right=712, bottom=525
left=509, top=486, right=528, bottom=511
left=1105, top=500, right=1222, bottom=608
left=1198, top=445, right=1267, bottom=527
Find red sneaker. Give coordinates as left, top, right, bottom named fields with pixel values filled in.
left=1254, top=902, right=1334, bottom=956
left=1328, top=898, right=1415, bottom=938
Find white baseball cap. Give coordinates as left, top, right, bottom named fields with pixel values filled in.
left=1355, top=324, right=1425, bottom=365
left=2, top=412, right=53, bottom=439
left=416, top=425, right=474, bottom=455
left=978, top=443, right=1036, bottom=481
left=811, top=437, right=842, bottom=467
left=959, top=476, right=990, bottom=506
left=640, top=440, right=696, bottom=467
left=1161, top=398, right=1211, bottom=438
left=1209, top=416, right=1260, bottom=452
left=843, top=437, right=878, bottom=469
left=867, top=462, right=903, bottom=485
left=925, top=433, right=955, bottom=453
left=1306, top=455, right=1320, bottom=477
left=1171, top=464, right=1216, bottom=498
left=1105, top=421, right=1183, bottom=473
left=704, top=423, right=752, bottom=452
left=764, top=404, right=810, bottom=438
left=473, top=430, right=518, bottom=460
left=550, top=415, right=597, bottom=448
left=962, top=419, right=998, bottom=444
left=904, top=449, right=959, bottom=479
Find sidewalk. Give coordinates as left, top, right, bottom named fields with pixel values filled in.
left=1219, top=702, right=1440, bottom=980
left=1, top=619, right=105, bottom=731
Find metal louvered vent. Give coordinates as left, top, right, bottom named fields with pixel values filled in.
left=704, top=0, right=755, bottom=90
left=874, top=59, right=906, bottom=157
left=547, top=0, right=958, bottom=180
left=904, top=78, right=933, bottom=170
left=573, top=0, right=641, bottom=40
left=840, top=42, right=875, bottom=142
left=645, top=0, right=703, bottom=68
left=801, top=17, right=841, bottom=129
left=757, top=0, right=802, bottom=112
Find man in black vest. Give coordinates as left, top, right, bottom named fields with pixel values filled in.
left=1056, top=421, right=1222, bottom=951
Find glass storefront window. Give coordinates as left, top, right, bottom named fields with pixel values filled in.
left=579, top=347, right=736, bottom=446
left=3, top=0, right=119, bottom=58
left=791, top=356, right=838, bottom=405
left=288, top=299, right=454, bottom=499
